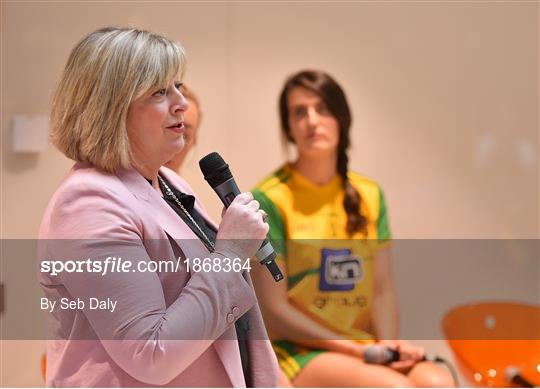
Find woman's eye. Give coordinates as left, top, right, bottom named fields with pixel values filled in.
left=152, top=89, right=166, bottom=97
left=317, top=104, right=330, bottom=115
left=175, top=82, right=183, bottom=91
left=293, top=107, right=306, bottom=119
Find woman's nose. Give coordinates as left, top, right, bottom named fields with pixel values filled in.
left=307, top=108, right=319, bottom=127
left=171, top=92, right=189, bottom=114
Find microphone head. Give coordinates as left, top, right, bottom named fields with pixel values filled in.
left=199, top=152, right=232, bottom=187
left=505, top=366, right=520, bottom=383
left=363, top=345, right=395, bottom=364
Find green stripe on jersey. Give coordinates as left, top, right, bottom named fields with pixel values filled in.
left=377, top=188, right=392, bottom=240
left=252, top=189, right=286, bottom=255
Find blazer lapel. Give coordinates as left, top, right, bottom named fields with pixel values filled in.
left=159, top=168, right=220, bottom=231
left=117, top=168, right=209, bottom=259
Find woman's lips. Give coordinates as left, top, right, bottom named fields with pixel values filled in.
left=166, top=123, right=185, bottom=133
left=308, top=133, right=325, bottom=140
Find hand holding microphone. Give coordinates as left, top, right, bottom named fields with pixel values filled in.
left=215, top=192, right=269, bottom=260
left=363, top=343, right=441, bottom=366
left=362, top=343, right=458, bottom=386
left=200, top=152, right=283, bottom=282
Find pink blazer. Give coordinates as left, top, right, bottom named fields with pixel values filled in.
left=38, top=162, right=279, bottom=387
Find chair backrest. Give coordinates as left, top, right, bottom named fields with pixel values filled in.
left=442, top=301, right=540, bottom=387
left=41, top=352, right=46, bottom=383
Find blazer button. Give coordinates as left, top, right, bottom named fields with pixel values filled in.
left=226, top=313, right=235, bottom=324
left=232, top=306, right=240, bottom=317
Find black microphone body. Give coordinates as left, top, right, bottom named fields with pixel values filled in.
left=363, top=344, right=441, bottom=365
left=200, top=152, right=283, bottom=282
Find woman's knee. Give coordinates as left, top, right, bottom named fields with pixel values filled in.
left=419, top=371, right=455, bottom=388
left=409, top=362, right=455, bottom=388
left=378, top=374, right=415, bottom=388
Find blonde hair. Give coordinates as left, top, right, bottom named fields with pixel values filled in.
left=50, top=27, right=186, bottom=173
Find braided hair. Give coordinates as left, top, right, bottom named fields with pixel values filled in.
left=278, top=70, right=367, bottom=235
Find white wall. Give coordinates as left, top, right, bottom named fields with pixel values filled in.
left=1, top=1, right=538, bottom=386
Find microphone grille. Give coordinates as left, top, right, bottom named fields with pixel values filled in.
left=199, top=152, right=225, bottom=175
left=363, top=345, right=379, bottom=364
left=363, top=345, right=391, bottom=364
left=505, top=366, right=520, bottom=383
left=199, top=152, right=232, bottom=187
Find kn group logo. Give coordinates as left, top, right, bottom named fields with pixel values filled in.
left=319, top=248, right=363, bottom=291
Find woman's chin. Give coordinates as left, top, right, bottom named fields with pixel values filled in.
left=300, top=145, right=337, bottom=158
left=173, top=136, right=186, bottom=152
left=163, top=142, right=186, bottom=165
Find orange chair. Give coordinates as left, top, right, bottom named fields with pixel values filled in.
left=41, top=353, right=46, bottom=383
left=442, top=301, right=540, bottom=387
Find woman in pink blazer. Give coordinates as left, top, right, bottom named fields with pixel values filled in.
left=38, top=27, right=278, bottom=387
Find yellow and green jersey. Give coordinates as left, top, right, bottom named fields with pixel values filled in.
left=252, top=164, right=392, bottom=341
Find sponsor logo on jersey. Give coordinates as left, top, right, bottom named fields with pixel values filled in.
left=319, top=248, right=363, bottom=291
left=313, top=295, right=368, bottom=309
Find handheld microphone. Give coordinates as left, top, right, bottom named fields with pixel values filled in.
left=363, top=344, right=442, bottom=365
left=199, top=152, right=283, bottom=282
left=505, top=366, right=535, bottom=388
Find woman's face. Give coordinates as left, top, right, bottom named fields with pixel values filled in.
left=126, top=79, right=188, bottom=170
left=287, top=86, right=340, bottom=157
left=163, top=97, right=200, bottom=172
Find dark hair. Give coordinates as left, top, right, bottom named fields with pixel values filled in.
left=279, top=70, right=367, bottom=236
